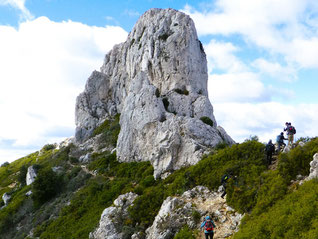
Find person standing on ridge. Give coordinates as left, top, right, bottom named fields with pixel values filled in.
left=201, top=216, right=216, bottom=239
left=276, top=132, right=287, bottom=152
left=265, top=139, right=275, bottom=165
left=284, top=122, right=296, bottom=147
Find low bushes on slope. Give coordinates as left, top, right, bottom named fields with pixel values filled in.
left=35, top=152, right=155, bottom=239
left=232, top=137, right=318, bottom=238
left=234, top=179, right=318, bottom=239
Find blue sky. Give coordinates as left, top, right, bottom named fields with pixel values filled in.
left=0, top=0, right=318, bottom=164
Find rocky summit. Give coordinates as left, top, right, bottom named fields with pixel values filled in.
left=75, top=8, right=234, bottom=178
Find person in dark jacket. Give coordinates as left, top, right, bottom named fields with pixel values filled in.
left=265, top=139, right=275, bottom=165
left=200, top=216, right=216, bottom=239
left=276, top=132, right=287, bottom=152
left=221, top=174, right=230, bottom=199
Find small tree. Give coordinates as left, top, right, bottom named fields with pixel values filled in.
left=32, top=168, right=61, bottom=206
left=0, top=162, right=9, bottom=167
left=18, top=165, right=28, bottom=185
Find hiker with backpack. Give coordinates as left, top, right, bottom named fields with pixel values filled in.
left=284, top=122, right=296, bottom=147
left=276, top=132, right=287, bottom=153
left=265, top=139, right=275, bottom=165
left=200, top=216, right=216, bottom=239
left=220, top=173, right=230, bottom=199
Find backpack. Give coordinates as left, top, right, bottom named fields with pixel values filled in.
left=288, top=126, right=296, bottom=134
left=204, top=220, right=214, bottom=231
left=221, top=174, right=229, bottom=184
left=276, top=135, right=281, bottom=143
left=266, top=143, right=274, bottom=153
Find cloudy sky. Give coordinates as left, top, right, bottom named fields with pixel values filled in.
left=0, top=0, right=318, bottom=164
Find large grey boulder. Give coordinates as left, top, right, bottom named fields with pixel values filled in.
left=305, top=153, right=318, bottom=181
left=146, top=186, right=242, bottom=239
left=26, top=165, right=37, bottom=186
left=89, top=192, right=138, bottom=239
left=75, top=8, right=234, bottom=178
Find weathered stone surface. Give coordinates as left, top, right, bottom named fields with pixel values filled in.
left=26, top=166, right=37, bottom=186
left=2, top=193, right=11, bottom=205
left=75, top=8, right=234, bottom=178
left=146, top=186, right=243, bottom=239
left=89, top=192, right=138, bottom=239
left=79, top=153, right=92, bottom=163
left=305, top=153, right=318, bottom=181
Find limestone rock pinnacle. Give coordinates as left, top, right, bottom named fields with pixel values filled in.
left=75, top=8, right=234, bottom=178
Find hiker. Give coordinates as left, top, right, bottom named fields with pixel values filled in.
left=284, top=122, right=296, bottom=147
left=201, top=216, right=216, bottom=239
left=276, top=132, right=286, bottom=152
left=221, top=173, right=230, bottom=199
left=265, top=139, right=275, bottom=164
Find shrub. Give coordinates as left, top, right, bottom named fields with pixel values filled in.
left=32, top=168, right=62, bottom=206
left=174, top=88, right=189, bottom=95
left=42, top=144, right=56, bottom=151
left=92, top=114, right=120, bottom=147
left=200, top=117, right=214, bottom=127
left=174, top=225, right=196, bottom=239
left=1, top=162, right=9, bottom=167
left=234, top=180, right=318, bottom=238
left=18, top=165, right=28, bottom=185
left=278, top=137, right=318, bottom=181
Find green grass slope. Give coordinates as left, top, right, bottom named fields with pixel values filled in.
left=0, top=113, right=317, bottom=239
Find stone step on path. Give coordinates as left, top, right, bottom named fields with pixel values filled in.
left=269, top=155, right=278, bottom=171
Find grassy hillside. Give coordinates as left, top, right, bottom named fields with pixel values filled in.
left=0, top=115, right=317, bottom=238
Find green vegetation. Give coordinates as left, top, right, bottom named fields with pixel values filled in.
left=200, top=116, right=214, bottom=127
left=174, top=88, right=189, bottom=95
left=91, top=114, right=120, bottom=147
left=1, top=109, right=318, bottom=239
left=235, top=179, right=318, bottom=238
left=174, top=225, right=197, bottom=239
left=36, top=152, right=154, bottom=238
left=32, top=168, right=62, bottom=207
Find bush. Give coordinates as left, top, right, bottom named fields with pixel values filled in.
left=1, top=162, right=9, bottom=167
left=32, top=168, right=62, bottom=206
left=278, top=137, right=318, bottom=181
left=92, top=114, right=120, bottom=147
left=42, top=144, right=56, bottom=151
left=234, top=180, right=318, bottom=238
left=174, top=225, right=196, bottom=239
left=18, top=165, right=28, bottom=185
left=200, top=117, right=214, bottom=127
left=174, top=88, right=189, bottom=95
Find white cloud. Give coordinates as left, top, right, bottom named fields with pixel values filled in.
left=208, top=72, right=269, bottom=103
left=183, top=0, right=318, bottom=69
left=204, top=40, right=246, bottom=73
left=0, top=17, right=128, bottom=163
left=252, top=58, right=297, bottom=82
left=0, top=0, right=33, bottom=20
left=213, top=102, right=318, bottom=143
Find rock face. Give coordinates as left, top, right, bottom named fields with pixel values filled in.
left=90, top=192, right=138, bottom=239
left=75, top=8, right=234, bottom=178
left=2, top=193, right=11, bottom=206
left=26, top=166, right=37, bottom=186
left=305, top=153, right=318, bottom=181
left=146, top=186, right=242, bottom=239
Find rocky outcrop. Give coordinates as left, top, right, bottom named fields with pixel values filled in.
left=2, top=193, right=11, bottom=206
left=26, top=166, right=37, bottom=186
left=146, top=186, right=242, bottom=239
left=89, top=192, right=138, bottom=239
left=305, top=153, right=318, bottom=182
left=75, top=8, right=234, bottom=178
